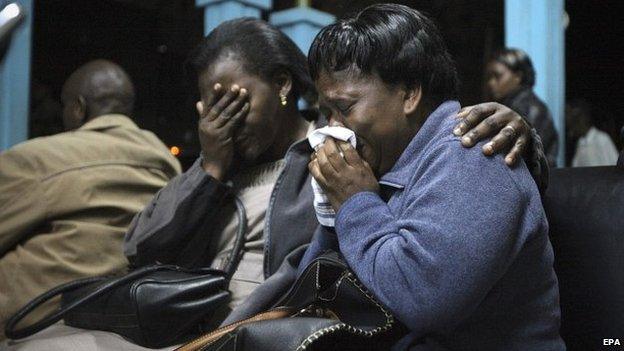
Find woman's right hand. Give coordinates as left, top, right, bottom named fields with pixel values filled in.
left=197, top=83, right=250, bottom=181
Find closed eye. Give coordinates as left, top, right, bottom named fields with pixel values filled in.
left=319, top=106, right=332, bottom=118
left=335, top=101, right=355, bottom=116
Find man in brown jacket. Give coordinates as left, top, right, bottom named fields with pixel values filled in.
left=0, top=60, right=181, bottom=339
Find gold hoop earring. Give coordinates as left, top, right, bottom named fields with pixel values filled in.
left=280, top=94, right=287, bottom=107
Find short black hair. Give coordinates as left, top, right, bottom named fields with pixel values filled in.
left=492, top=48, right=536, bottom=88
left=308, top=3, right=458, bottom=106
left=188, top=18, right=316, bottom=105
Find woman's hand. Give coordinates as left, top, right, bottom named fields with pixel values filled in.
left=308, top=138, right=379, bottom=211
left=197, top=83, right=250, bottom=180
left=453, top=102, right=531, bottom=166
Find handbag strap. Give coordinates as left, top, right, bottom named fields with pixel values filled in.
left=4, top=264, right=184, bottom=339
left=5, top=195, right=247, bottom=340
left=222, top=195, right=247, bottom=280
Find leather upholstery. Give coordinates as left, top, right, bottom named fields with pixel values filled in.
left=544, top=166, right=624, bottom=350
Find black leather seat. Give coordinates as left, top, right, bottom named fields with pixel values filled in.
left=544, top=165, right=624, bottom=350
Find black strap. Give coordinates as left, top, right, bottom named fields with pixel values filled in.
left=5, top=195, right=247, bottom=340
left=4, top=265, right=183, bottom=339
left=222, top=195, right=247, bottom=280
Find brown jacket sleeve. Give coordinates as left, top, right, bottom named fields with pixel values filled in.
left=0, top=150, right=47, bottom=256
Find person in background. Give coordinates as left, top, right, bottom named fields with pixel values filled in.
left=486, top=48, right=559, bottom=167
left=304, top=4, right=564, bottom=349
left=566, top=99, right=619, bottom=167
left=0, top=59, right=181, bottom=339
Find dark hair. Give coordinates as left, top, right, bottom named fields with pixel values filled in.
left=188, top=18, right=316, bottom=105
left=308, top=3, right=458, bottom=105
left=567, top=98, right=592, bottom=123
left=492, top=48, right=536, bottom=88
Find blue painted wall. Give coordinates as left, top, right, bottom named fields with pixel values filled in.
left=0, top=0, right=33, bottom=151
left=270, top=7, right=334, bottom=55
left=505, top=0, right=566, bottom=166
left=196, top=0, right=271, bottom=35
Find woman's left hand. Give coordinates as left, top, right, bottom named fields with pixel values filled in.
left=453, top=102, right=531, bottom=166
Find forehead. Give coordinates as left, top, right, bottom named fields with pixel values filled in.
left=198, top=57, right=261, bottom=92
left=488, top=61, right=510, bottom=74
left=315, top=69, right=383, bottom=100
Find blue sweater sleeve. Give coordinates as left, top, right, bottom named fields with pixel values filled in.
left=335, top=140, right=534, bottom=337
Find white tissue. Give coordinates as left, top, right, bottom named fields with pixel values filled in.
left=307, top=126, right=357, bottom=227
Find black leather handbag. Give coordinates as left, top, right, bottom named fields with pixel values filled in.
left=176, top=251, right=407, bottom=351
left=5, top=196, right=248, bottom=349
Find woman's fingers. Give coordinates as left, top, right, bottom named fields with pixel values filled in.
left=481, top=125, right=516, bottom=155
left=200, top=83, right=223, bottom=118
left=308, top=158, right=329, bottom=189
left=460, top=111, right=507, bottom=147
left=207, top=84, right=240, bottom=121
left=221, top=102, right=250, bottom=135
left=196, top=101, right=205, bottom=118
left=482, top=117, right=528, bottom=154
left=316, top=144, right=340, bottom=179
left=214, top=87, right=249, bottom=128
left=322, top=138, right=349, bottom=172
left=453, top=103, right=498, bottom=136
left=337, top=141, right=361, bottom=167
left=505, top=134, right=529, bottom=166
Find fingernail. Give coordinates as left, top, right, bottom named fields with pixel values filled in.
left=453, top=127, right=462, bottom=136
left=240, top=88, right=247, bottom=95
left=506, top=156, right=515, bottom=164
left=231, top=84, right=239, bottom=92
left=214, top=83, right=221, bottom=90
left=483, top=143, right=493, bottom=154
left=462, top=136, right=471, bottom=144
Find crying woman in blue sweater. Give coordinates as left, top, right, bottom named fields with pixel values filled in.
left=302, top=4, right=565, bottom=351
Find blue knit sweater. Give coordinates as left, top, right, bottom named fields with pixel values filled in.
left=305, top=101, right=565, bottom=350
